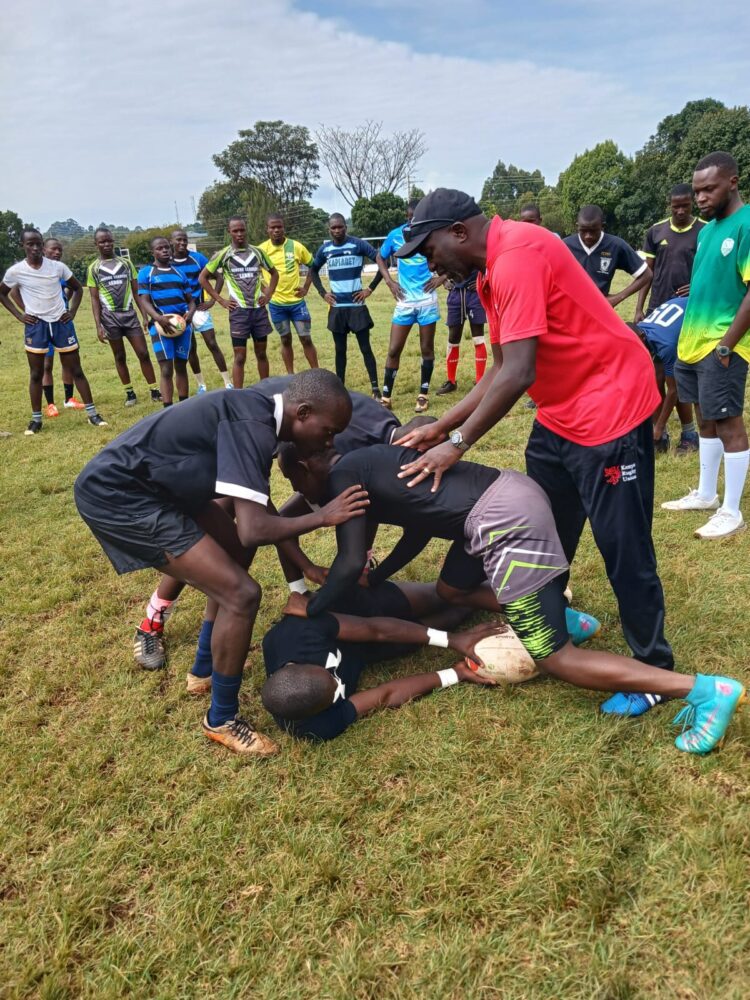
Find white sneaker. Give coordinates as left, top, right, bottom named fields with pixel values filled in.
left=661, top=489, right=720, bottom=511
left=694, top=508, right=746, bottom=539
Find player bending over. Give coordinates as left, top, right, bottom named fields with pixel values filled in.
left=74, top=369, right=368, bottom=756
left=298, top=444, right=745, bottom=755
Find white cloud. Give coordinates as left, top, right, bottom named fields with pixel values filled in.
left=0, top=0, right=716, bottom=228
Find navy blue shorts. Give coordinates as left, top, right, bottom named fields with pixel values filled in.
left=24, top=319, right=79, bottom=355
left=446, top=287, right=486, bottom=328
left=269, top=300, right=312, bottom=336
left=230, top=306, right=272, bottom=345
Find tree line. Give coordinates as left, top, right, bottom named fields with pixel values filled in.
left=2, top=98, right=748, bottom=278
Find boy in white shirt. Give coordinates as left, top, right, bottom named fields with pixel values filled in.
left=0, top=229, right=107, bottom=434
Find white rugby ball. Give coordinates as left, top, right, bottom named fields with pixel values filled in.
left=161, top=313, right=187, bottom=337
left=466, top=628, right=539, bottom=684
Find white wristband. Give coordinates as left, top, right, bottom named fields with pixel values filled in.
left=288, top=579, right=307, bottom=594
left=427, top=628, right=449, bottom=648
left=438, top=668, right=459, bottom=688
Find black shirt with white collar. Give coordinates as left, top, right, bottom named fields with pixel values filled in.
left=75, top=388, right=283, bottom=514
left=562, top=232, right=647, bottom=295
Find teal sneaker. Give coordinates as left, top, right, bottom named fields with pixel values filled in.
left=673, top=674, right=746, bottom=754
left=565, top=608, right=600, bottom=646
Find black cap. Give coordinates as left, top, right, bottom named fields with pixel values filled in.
left=395, top=188, right=482, bottom=258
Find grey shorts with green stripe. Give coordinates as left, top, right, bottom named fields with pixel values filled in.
left=464, top=471, right=570, bottom=659
left=464, top=469, right=569, bottom=605
left=464, top=469, right=568, bottom=660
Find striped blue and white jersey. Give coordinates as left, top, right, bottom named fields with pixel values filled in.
left=311, top=237, right=378, bottom=307
left=172, top=251, right=208, bottom=302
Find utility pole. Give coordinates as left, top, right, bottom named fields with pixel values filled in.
left=174, top=200, right=180, bottom=225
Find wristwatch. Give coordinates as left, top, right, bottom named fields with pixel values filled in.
left=716, top=345, right=732, bottom=358
left=449, top=429, right=471, bottom=453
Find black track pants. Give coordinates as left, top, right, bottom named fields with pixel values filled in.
left=525, top=418, right=674, bottom=669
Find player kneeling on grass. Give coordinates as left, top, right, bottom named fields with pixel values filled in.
left=74, top=369, right=369, bottom=756
left=294, top=443, right=745, bottom=754
left=262, top=582, right=499, bottom=741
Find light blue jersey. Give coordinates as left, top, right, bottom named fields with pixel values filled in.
left=380, top=223, right=432, bottom=300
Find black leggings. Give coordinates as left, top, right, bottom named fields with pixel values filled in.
left=332, top=328, right=378, bottom=389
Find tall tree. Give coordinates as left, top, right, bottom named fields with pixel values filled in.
left=197, top=179, right=276, bottom=244
left=316, top=121, right=426, bottom=208
left=668, top=104, right=750, bottom=197
left=616, top=99, right=734, bottom=245
left=0, top=210, right=28, bottom=272
left=46, top=218, right=85, bottom=239
left=212, top=121, right=319, bottom=207
left=350, top=192, right=407, bottom=237
left=558, top=140, right=632, bottom=233
left=480, top=162, right=545, bottom=217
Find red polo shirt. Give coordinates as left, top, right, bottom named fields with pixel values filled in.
left=477, top=216, right=660, bottom=446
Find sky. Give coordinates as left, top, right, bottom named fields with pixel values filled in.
left=1, top=0, right=747, bottom=230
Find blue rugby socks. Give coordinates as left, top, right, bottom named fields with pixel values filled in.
left=207, top=672, right=243, bottom=727
left=191, top=620, right=214, bottom=678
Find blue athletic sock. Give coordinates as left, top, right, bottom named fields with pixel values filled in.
left=191, top=620, right=214, bottom=678
left=207, top=672, right=242, bottom=727
left=84, top=403, right=98, bottom=418
left=31, top=410, right=42, bottom=422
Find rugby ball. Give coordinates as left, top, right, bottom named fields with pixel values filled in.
left=466, top=628, right=539, bottom=684
left=161, top=313, right=187, bottom=337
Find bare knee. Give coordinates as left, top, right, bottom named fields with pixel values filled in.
left=223, top=576, right=261, bottom=617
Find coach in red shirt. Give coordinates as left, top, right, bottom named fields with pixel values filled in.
left=396, top=189, right=673, bottom=716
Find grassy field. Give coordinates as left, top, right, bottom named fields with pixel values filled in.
left=1, top=276, right=749, bottom=999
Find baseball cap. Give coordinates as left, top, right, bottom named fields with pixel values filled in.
left=395, top=188, right=483, bottom=258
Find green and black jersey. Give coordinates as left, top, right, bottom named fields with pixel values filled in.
left=86, top=256, right=138, bottom=312
left=205, top=244, right=274, bottom=308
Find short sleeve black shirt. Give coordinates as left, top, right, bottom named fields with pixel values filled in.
left=563, top=232, right=647, bottom=294
left=77, top=388, right=282, bottom=513
left=642, top=218, right=704, bottom=310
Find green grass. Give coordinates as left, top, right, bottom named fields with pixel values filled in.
left=1, top=278, right=750, bottom=999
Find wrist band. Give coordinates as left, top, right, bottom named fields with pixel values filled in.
left=438, top=668, right=459, bottom=688
left=288, top=579, right=307, bottom=594
left=427, top=628, right=449, bottom=648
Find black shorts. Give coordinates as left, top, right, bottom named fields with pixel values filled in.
left=74, top=479, right=204, bottom=575
left=674, top=352, right=748, bottom=421
left=503, top=575, right=569, bottom=660
left=329, top=580, right=412, bottom=620
left=230, top=306, right=272, bottom=345
left=327, top=305, right=373, bottom=336
left=100, top=309, right=143, bottom=341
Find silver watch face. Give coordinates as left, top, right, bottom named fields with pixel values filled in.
left=450, top=431, right=462, bottom=446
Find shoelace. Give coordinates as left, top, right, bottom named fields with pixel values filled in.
left=671, top=704, right=695, bottom=732
left=229, top=716, right=258, bottom=746
left=141, top=629, right=164, bottom=655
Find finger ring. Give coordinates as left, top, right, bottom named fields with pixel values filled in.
left=422, top=467, right=430, bottom=474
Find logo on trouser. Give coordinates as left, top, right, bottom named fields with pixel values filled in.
left=604, top=463, right=637, bottom=485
